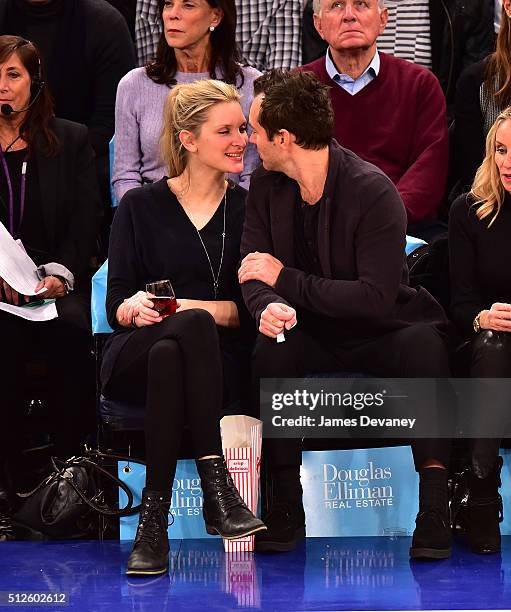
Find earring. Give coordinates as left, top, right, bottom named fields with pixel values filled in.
left=209, top=25, right=215, bottom=32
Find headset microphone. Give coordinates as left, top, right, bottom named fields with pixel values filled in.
left=0, top=104, right=14, bottom=116
left=0, top=38, right=45, bottom=117
left=1, top=83, right=44, bottom=116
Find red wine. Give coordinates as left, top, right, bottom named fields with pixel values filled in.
left=152, top=296, right=177, bottom=318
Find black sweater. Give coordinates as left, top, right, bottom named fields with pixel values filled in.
left=241, top=140, right=448, bottom=342
left=449, top=192, right=511, bottom=336
left=102, top=179, right=248, bottom=386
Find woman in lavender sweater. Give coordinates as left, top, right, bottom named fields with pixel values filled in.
left=112, top=0, right=260, bottom=202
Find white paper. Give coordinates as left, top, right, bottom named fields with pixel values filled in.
left=0, top=299, right=57, bottom=321
left=0, top=221, right=46, bottom=295
left=276, top=332, right=285, bottom=343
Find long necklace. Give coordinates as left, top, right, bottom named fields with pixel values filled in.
left=187, top=190, right=227, bottom=300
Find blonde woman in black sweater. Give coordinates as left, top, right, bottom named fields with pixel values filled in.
left=103, top=79, right=265, bottom=576
left=449, top=106, right=511, bottom=555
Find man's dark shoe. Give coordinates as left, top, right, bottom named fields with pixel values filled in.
left=196, top=457, right=266, bottom=539
left=410, top=509, right=452, bottom=559
left=467, top=457, right=503, bottom=554
left=255, top=502, right=305, bottom=553
left=126, top=488, right=171, bottom=576
left=410, top=468, right=451, bottom=560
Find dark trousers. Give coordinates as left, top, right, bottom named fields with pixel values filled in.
left=252, top=323, right=451, bottom=472
left=104, top=309, right=224, bottom=491
left=468, top=330, right=511, bottom=477
left=1, top=293, right=94, bottom=458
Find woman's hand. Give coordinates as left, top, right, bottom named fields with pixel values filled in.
left=116, top=291, right=163, bottom=328
left=34, top=276, right=67, bottom=300
left=480, top=303, right=511, bottom=332
left=0, top=276, right=29, bottom=305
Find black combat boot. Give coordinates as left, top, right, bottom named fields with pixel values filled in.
left=196, top=457, right=266, bottom=539
left=126, top=488, right=171, bottom=576
left=467, top=457, right=503, bottom=554
left=410, top=468, right=452, bottom=560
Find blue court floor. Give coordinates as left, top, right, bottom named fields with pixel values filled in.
left=0, top=536, right=509, bottom=611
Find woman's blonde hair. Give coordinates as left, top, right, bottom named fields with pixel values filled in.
left=160, top=79, right=241, bottom=178
left=471, top=106, right=511, bottom=226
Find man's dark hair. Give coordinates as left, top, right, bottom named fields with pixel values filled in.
left=253, top=69, right=333, bottom=150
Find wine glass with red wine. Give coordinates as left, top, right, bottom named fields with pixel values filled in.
left=146, top=280, right=177, bottom=319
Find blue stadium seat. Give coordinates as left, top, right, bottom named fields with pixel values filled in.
left=109, top=136, right=117, bottom=208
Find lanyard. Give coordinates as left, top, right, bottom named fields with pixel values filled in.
left=0, top=137, right=27, bottom=237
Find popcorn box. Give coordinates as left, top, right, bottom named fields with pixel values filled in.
left=220, top=415, right=262, bottom=553
left=222, top=551, right=260, bottom=607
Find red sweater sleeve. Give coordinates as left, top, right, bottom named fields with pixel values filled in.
left=395, top=70, right=449, bottom=224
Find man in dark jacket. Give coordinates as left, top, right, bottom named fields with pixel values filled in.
left=0, top=0, right=136, bottom=211
left=240, top=69, right=452, bottom=558
left=302, top=0, right=494, bottom=112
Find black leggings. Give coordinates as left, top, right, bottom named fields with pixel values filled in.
left=252, top=323, right=452, bottom=472
left=469, top=330, right=511, bottom=477
left=105, top=309, right=224, bottom=490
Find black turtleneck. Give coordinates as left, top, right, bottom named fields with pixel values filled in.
left=10, top=0, right=65, bottom=69
left=13, top=0, right=64, bottom=18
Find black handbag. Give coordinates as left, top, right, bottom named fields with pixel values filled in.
left=12, top=451, right=144, bottom=539
left=407, top=237, right=450, bottom=310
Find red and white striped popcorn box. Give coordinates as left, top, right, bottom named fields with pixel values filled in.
left=220, top=415, right=263, bottom=553
left=222, top=551, right=260, bottom=607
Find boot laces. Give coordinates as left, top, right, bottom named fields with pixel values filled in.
left=418, top=481, right=449, bottom=529
left=416, top=509, right=449, bottom=530
left=213, top=466, right=246, bottom=512
left=136, top=496, right=174, bottom=545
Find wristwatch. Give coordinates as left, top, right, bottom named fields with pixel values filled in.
left=473, top=311, right=483, bottom=333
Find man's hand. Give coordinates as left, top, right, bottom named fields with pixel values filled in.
left=34, top=276, right=67, bottom=299
left=238, top=252, right=284, bottom=287
left=259, top=302, right=297, bottom=338
left=480, top=303, right=511, bottom=332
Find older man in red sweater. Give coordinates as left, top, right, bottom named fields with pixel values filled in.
left=301, top=0, right=449, bottom=241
